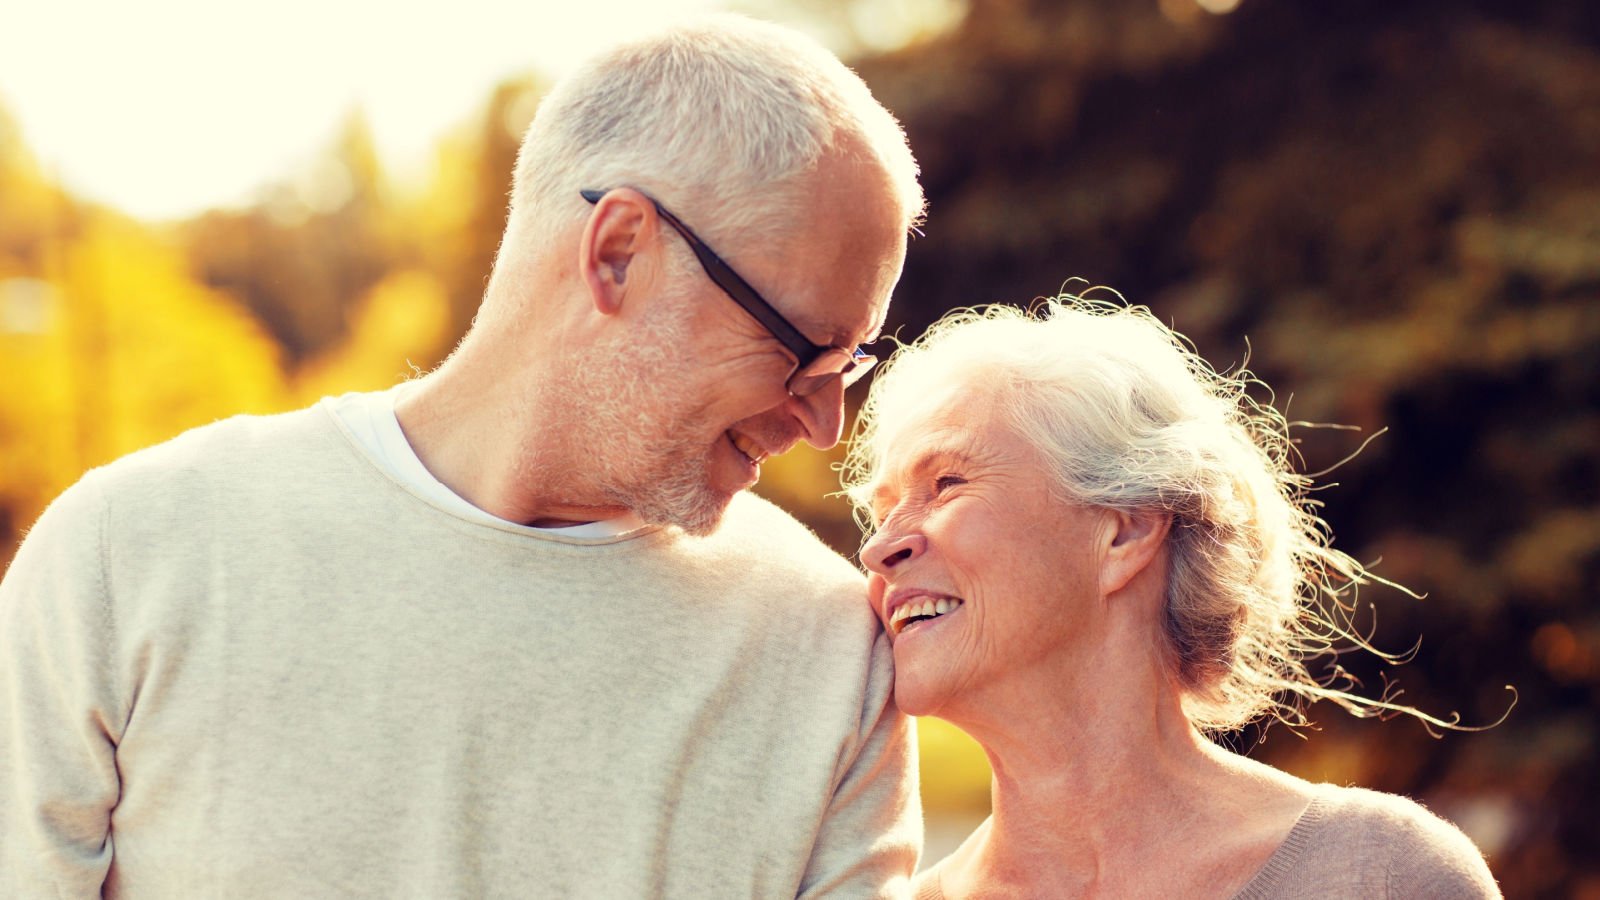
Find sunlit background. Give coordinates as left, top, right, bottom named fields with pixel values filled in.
left=3, top=0, right=716, bottom=219
left=3, top=0, right=1597, bottom=895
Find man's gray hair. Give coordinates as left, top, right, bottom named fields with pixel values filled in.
left=846, top=295, right=1443, bottom=734
left=499, top=14, right=923, bottom=275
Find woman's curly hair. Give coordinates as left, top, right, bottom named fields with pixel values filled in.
left=845, top=292, right=1462, bottom=734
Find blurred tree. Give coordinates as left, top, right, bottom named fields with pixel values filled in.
left=0, top=211, right=288, bottom=567
left=2, top=4, right=1595, bottom=891
left=294, top=268, right=453, bottom=401
left=0, top=104, right=74, bottom=274
left=736, top=0, right=969, bottom=55
left=181, top=111, right=396, bottom=362
left=416, top=77, right=547, bottom=349
left=838, top=0, right=1599, bottom=892
left=393, top=75, right=548, bottom=360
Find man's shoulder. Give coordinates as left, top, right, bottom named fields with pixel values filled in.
left=8, top=405, right=345, bottom=583
left=70, top=405, right=347, bottom=514
left=1311, top=784, right=1500, bottom=896
left=100, top=404, right=334, bottom=476
left=718, top=491, right=862, bottom=582
left=679, top=491, right=875, bottom=632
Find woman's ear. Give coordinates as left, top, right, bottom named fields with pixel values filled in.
left=577, top=189, right=654, bottom=316
left=1101, top=509, right=1171, bottom=596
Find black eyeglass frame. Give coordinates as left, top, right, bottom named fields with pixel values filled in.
left=581, top=188, right=876, bottom=397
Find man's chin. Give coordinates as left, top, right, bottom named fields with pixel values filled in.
left=672, top=511, right=724, bottom=538
left=635, top=484, right=736, bottom=537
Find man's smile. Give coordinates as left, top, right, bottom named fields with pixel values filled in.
left=728, top=430, right=771, bottom=465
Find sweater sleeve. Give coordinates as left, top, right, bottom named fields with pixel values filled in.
left=1384, top=798, right=1503, bottom=899
left=0, top=474, right=123, bottom=895
left=796, top=629, right=922, bottom=899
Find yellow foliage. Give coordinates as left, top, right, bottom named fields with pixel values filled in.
left=0, top=214, right=290, bottom=532
left=0, top=106, right=59, bottom=258
left=0, top=282, right=79, bottom=522
left=294, top=269, right=453, bottom=401
left=917, top=716, right=993, bottom=814
left=405, top=133, right=480, bottom=267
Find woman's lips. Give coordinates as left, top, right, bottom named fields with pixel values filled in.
left=886, top=593, right=966, bottom=637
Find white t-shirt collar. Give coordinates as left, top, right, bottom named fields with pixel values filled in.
left=324, top=384, right=646, bottom=538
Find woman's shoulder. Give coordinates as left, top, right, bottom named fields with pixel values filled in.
left=1311, top=783, right=1480, bottom=849
left=1301, top=783, right=1501, bottom=897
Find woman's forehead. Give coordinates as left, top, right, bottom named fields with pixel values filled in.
left=864, top=438, right=975, bottom=515
left=875, top=403, right=982, bottom=467
left=869, top=409, right=1026, bottom=495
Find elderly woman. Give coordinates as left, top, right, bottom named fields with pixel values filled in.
left=847, top=298, right=1500, bottom=898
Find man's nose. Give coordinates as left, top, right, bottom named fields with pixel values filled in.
left=861, top=527, right=925, bottom=575
left=789, top=378, right=846, bottom=450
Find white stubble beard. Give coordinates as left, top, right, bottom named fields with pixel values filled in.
left=550, top=286, right=731, bottom=536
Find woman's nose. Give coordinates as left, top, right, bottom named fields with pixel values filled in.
left=861, top=528, right=926, bottom=575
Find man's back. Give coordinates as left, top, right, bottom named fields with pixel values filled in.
left=1, top=404, right=917, bottom=897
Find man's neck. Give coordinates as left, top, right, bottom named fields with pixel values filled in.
left=394, top=359, right=630, bottom=528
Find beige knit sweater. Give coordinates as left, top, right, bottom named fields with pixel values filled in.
left=0, top=403, right=919, bottom=898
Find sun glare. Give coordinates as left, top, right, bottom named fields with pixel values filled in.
left=0, top=0, right=724, bottom=221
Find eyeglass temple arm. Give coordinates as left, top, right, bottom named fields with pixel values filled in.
left=681, top=240, right=823, bottom=365
left=581, top=189, right=824, bottom=367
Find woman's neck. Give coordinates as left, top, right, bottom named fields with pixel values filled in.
left=934, top=665, right=1312, bottom=898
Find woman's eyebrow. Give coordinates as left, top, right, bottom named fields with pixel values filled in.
left=868, top=445, right=984, bottom=521
left=912, top=445, right=983, bottom=473
left=892, top=445, right=984, bottom=488
left=868, top=482, right=895, bottom=519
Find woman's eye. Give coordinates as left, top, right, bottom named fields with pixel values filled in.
left=934, top=474, right=966, bottom=493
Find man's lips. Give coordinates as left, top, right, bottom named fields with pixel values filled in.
left=727, top=431, right=771, bottom=465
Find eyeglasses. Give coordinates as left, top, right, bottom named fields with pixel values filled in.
left=581, top=188, right=877, bottom=397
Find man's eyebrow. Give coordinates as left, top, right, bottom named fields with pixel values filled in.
left=833, top=304, right=889, bottom=349
left=801, top=314, right=858, bottom=350
left=862, top=308, right=890, bottom=346
left=831, top=320, right=875, bottom=349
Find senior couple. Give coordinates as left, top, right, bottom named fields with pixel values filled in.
left=0, top=15, right=1498, bottom=899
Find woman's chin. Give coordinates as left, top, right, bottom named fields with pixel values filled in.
left=893, top=675, right=949, bottom=718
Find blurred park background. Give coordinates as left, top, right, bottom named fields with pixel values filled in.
left=2, top=0, right=1596, bottom=894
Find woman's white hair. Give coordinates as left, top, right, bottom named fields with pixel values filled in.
left=846, top=293, right=1450, bottom=734
left=499, top=14, right=923, bottom=274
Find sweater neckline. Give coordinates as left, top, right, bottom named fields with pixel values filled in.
left=915, top=791, right=1331, bottom=900
left=315, top=400, right=669, bottom=548
left=1230, top=791, right=1331, bottom=899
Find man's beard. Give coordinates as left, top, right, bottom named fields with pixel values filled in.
left=553, top=291, right=731, bottom=536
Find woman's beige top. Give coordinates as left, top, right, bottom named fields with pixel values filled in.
left=914, top=782, right=1500, bottom=899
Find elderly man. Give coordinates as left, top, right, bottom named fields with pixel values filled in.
left=0, top=16, right=924, bottom=898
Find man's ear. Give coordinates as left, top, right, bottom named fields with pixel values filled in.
left=1101, top=509, right=1171, bottom=597
left=578, top=189, right=655, bottom=316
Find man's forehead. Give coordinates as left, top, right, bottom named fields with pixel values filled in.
left=785, top=283, right=891, bottom=348
left=764, top=153, right=906, bottom=347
